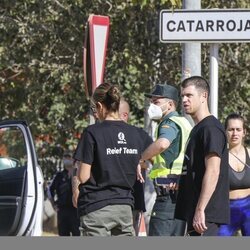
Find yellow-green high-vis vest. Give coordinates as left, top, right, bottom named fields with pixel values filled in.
left=149, top=116, right=192, bottom=180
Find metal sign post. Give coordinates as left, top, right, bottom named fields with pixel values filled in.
left=209, top=44, right=219, bottom=118
left=83, top=14, right=110, bottom=124
left=83, top=15, right=110, bottom=98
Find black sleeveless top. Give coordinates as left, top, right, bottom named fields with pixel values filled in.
left=229, top=147, right=250, bottom=190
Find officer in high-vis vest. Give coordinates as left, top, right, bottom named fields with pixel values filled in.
left=141, top=83, right=192, bottom=236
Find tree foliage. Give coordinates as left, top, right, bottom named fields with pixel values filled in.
left=201, top=0, right=250, bottom=129
left=0, top=0, right=250, bottom=177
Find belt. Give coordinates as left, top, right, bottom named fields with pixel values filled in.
left=153, top=178, right=170, bottom=196
left=154, top=183, right=177, bottom=203
left=154, top=185, right=170, bottom=196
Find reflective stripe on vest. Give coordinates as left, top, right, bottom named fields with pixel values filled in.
left=149, top=116, right=192, bottom=179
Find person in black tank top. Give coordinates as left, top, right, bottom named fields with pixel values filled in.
left=218, top=113, right=250, bottom=236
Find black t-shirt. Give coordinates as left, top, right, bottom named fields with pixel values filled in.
left=133, top=165, right=147, bottom=212
left=175, top=115, right=230, bottom=225
left=74, top=120, right=152, bottom=216
left=133, top=128, right=153, bottom=212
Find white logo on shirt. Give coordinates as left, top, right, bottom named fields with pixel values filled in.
left=106, top=147, right=138, bottom=155
left=105, top=132, right=138, bottom=155
left=118, top=132, right=127, bottom=144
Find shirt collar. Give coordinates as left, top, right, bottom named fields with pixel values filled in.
left=161, top=111, right=179, bottom=121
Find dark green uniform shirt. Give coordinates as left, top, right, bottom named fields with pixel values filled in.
left=158, top=111, right=181, bottom=168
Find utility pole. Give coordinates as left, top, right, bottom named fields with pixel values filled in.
left=181, top=0, right=201, bottom=126
left=209, top=44, right=219, bottom=118
left=182, top=0, right=201, bottom=78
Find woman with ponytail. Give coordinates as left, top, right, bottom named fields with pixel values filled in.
left=74, top=83, right=152, bottom=236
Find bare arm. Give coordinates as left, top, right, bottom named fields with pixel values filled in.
left=247, top=148, right=250, bottom=158
left=72, top=175, right=80, bottom=208
left=71, top=162, right=91, bottom=208
left=137, top=162, right=146, bottom=183
left=77, top=162, right=91, bottom=184
left=141, top=138, right=170, bottom=161
left=193, top=153, right=221, bottom=234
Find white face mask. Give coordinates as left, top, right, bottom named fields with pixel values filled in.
left=148, top=103, right=163, bottom=120
left=63, top=159, right=73, bottom=169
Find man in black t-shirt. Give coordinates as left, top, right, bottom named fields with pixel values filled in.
left=175, top=76, right=230, bottom=236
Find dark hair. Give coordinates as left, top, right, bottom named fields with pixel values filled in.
left=225, top=113, right=245, bottom=130
left=92, top=83, right=121, bottom=112
left=181, top=76, right=210, bottom=97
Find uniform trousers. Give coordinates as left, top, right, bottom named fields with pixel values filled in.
left=149, top=188, right=186, bottom=236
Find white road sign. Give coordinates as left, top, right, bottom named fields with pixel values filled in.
left=160, top=9, right=250, bottom=43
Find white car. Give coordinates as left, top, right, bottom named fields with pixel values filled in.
left=0, top=120, right=44, bottom=236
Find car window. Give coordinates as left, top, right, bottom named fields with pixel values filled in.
left=0, top=126, right=27, bottom=171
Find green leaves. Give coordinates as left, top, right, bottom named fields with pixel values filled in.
left=0, top=0, right=250, bottom=180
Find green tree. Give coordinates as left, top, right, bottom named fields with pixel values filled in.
left=201, top=1, right=250, bottom=142
left=0, top=0, right=250, bottom=178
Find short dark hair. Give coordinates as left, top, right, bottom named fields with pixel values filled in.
left=225, top=113, right=246, bottom=130
left=181, top=76, right=210, bottom=97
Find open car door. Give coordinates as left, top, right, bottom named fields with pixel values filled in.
left=0, top=120, right=43, bottom=236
